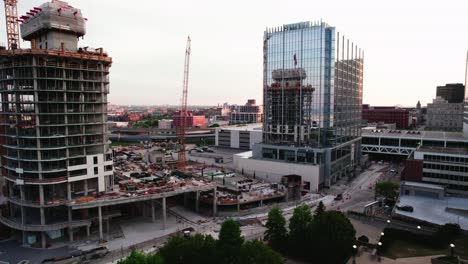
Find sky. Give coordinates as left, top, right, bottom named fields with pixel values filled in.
left=2, top=0, right=468, bottom=107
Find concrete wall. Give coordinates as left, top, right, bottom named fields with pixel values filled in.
left=233, top=152, right=322, bottom=192
left=230, top=130, right=239, bottom=148
left=67, top=153, right=113, bottom=192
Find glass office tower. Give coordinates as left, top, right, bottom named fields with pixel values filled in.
left=253, top=21, right=364, bottom=187
left=464, top=51, right=468, bottom=136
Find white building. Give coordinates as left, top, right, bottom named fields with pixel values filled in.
left=158, top=119, right=173, bottom=129
left=427, top=97, right=463, bottom=131
left=215, top=123, right=262, bottom=149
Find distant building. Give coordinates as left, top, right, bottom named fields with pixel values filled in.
left=158, top=119, right=173, bottom=129
left=426, top=97, right=463, bottom=131
left=402, top=146, right=468, bottom=196
left=436, top=83, right=465, bottom=103
left=362, top=105, right=409, bottom=129
left=230, top=99, right=262, bottom=125
left=173, top=111, right=206, bottom=128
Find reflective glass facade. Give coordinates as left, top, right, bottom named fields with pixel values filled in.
left=464, top=51, right=468, bottom=136
left=262, top=21, right=363, bottom=148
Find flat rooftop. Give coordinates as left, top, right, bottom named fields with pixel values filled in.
left=362, top=129, right=468, bottom=141
left=218, top=123, right=262, bottom=132
left=395, top=195, right=468, bottom=230
left=402, top=181, right=445, bottom=190
left=417, top=146, right=468, bottom=156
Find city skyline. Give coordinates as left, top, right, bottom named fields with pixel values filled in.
left=2, top=0, right=467, bottom=107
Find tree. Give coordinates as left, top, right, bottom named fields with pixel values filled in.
left=314, top=201, right=326, bottom=217
left=210, top=123, right=220, bottom=127
left=375, top=182, right=399, bottom=200
left=159, top=234, right=217, bottom=264
left=239, top=240, right=284, bottom=264
left=117, top=250, right=163, bottom=264
left=310, top=211, right=356, bottom=263
left=264, top=207, right=288, bottom=252
left=217, top=219, right=244, bottom=264
left=288, top=204, right=313, bottom=258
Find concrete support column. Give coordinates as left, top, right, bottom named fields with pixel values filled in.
left=68, top=208, right=73, bottom=242
left=195, top=191, right=200, bottom=212
left=151, top=199, right=155, bottom=223
left=86, top=225, right=91, bottom=237
left=41, top=232, right=46, bottom=249
left=213, top=187, right=217, bottom=217
left=67, top=182, right=72, bottom=201
left=69, top=228, right=74, bottom=242
left=40, top=208, right=45, bottom=225
left=98, top=206, right=103, bottom=240
left=237, top=195, right=240, bottom=212
left=162, top=197, right=167, bottom=230
left=39, top=185, right=45, bottom=206
left=107, top=219, right=110, bottom=233
left=84, top=180, right=88, bottom=196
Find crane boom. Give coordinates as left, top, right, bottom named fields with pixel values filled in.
left=177, top=36, right=191, bottom=170
left=4, top=0, right=20, bottom=50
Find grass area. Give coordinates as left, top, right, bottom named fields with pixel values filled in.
left=383, top=236, right=468, bottom=260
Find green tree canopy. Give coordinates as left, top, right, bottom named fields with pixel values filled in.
left=117, top=250, right=163, bottom=264
left=289, top=204, right=313, bottom=258
left=239, top=240, right=284, bottom=264
left=264, top=207, right=288, bottom=252
left=314, top=201, right=326, bottom=217
left=310, top=211, right=356, bottom=263
left=375, top=181, right=399, bottom=200
left=217, top=218, right=244, bottom=264
left=159, top=234, right=217, bottom=264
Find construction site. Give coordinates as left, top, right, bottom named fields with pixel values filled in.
left=0, top=0, right=287, bottom=252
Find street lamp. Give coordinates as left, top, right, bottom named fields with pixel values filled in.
left=417, top=225, right=421, bottom=230
left=450, top=243, right=455, bottom=257
left=387, top=220, right=391, bottom=224
left=352, top=245, right=357, bottom=264
left=381, top=232, right=385, bottom=236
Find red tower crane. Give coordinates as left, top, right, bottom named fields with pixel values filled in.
left=177, top=36, right=191, bottom=170
left=4, top=0, right=20, bottom=50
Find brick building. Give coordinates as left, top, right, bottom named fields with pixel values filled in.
left=362, top=105, right=409, bottom=129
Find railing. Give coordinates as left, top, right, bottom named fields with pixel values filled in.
left=4, top=175, right=67, bottom=184
left=0, top=49, right=112, bottom=63
left=0, top=215, right=91, bottom=231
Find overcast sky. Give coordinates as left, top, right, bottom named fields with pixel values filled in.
left=3, top=0, right=468, bottom=107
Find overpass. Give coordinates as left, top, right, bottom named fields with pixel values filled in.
left=361, top=129, right=468, bottom=157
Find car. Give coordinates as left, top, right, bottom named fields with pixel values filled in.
left=334, top=194, right=343, bottom=201
left=390, top=169, right=396, bottom=173
left=205, top=148, right=215, bottom=153
left=396, top=205, right=413, bottom=212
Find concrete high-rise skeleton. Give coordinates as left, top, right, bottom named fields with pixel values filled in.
left=235, top=21, right=364, bottom=192
left=0, top=0, right=113, bottom=247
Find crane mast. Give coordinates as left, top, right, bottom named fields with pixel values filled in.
left=177, top=36, right=191, bottom=170
left=4, top=0, right=20, bottom=50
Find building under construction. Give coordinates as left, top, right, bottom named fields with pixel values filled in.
left=0, top=0, right=217, bottom=249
